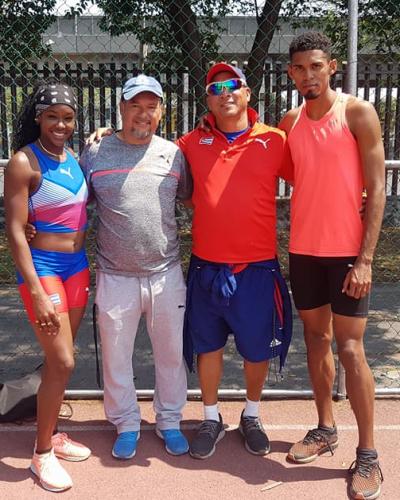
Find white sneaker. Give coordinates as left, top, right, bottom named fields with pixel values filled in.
left=30, top=448, right=73, bottom=492
left=52, top=432, right=91, bottom=462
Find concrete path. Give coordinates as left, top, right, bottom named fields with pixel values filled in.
left=1, top=284, right=399, bottom=392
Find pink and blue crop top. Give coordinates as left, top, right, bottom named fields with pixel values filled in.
left=28, top=143, right=88, bottom=233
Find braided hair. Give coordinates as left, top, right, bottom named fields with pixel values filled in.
left=12, top=79, right=76, bottom=152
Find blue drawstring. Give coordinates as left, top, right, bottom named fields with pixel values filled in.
left=211, top=266, right=237, bottom=305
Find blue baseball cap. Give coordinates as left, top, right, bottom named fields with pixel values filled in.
left=206, top=63, right=247, bottom=85
left=122, top=74, right=163, bottom=101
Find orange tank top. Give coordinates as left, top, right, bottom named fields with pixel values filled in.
left=288, top=93, right=364, bottom=256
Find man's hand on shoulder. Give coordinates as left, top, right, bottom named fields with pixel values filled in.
left=86, top=127, right=114, bottom=145
left=24, top=223, right=37, bottom=242
left=197, top=115, right=211, bottom=133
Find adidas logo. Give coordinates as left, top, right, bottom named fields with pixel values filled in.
left=270, top=338, right=282, bottom=348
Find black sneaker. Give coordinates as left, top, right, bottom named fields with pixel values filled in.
left=239, top=410, right=270, bottom=455
left=189, top=414, right=225, bottom=459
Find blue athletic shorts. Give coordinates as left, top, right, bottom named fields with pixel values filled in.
left=183, top=255, right=292, bottom=372
left=17, top=248, right=89, bottom=283
left=17, top=248, right=90, bottom=323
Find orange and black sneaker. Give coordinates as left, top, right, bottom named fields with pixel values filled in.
left=287, top=425, right=338, bottom=463
left=349, top=449, right=383, bottom=500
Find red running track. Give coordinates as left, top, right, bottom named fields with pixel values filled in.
left=0, top=399, right=398, bottom=499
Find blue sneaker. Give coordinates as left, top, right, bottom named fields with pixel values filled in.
left=112, top=431, right=140, bottom=459
left=156, top=428, right=189, bottom=456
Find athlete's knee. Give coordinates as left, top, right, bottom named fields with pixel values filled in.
left=46, top=354, right=75, bottom=380
left=304, top=328, right=332, bottom=349
left=337, top=340, right=366, bottom=370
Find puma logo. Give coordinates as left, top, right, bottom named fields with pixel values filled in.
left=255, top=138, right=270, bottom=149
left=60, top=167, right=74, bottom=179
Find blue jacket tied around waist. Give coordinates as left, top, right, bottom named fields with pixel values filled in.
left=183, top=256, right=293, bottom=373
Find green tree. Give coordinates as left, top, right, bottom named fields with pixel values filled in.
left=0, top=1, right=56, bottom=65
left=245, top=1, right=284, bottom=108
left=282, top=0, right=400, bottom=59
left=70, top=0, right=286, bottom=113
left=69, top=1, right=399, bottom=114
left=70, top=1, right=240, bottom=115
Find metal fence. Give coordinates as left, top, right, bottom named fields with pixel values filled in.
left=0, top=1, right=399, bottom=396
left=1, top=62, right=400, bottom=159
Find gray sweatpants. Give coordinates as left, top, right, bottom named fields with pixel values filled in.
left=96, top=264, right=187, bottom=433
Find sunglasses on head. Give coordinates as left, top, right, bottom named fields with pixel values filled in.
left=206, top=78, right=246, bottom=96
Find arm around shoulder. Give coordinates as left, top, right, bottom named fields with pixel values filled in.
left=5, top=152, right=33, bottom=229
left=347, top=99, right=386, bottom=264
left=347, top=100, right=385, bottom=193
left=174, top=146, right=193, bottom=202
left=278, top=108, right=300, bottom=136
left=5, top=153, right=40, bottom=281
left=277, top=108, right=299, bottom=184
left=5, top=153, right=61, bottom=329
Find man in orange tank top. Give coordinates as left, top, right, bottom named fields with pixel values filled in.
left=279, top=32, right=385, bottom=499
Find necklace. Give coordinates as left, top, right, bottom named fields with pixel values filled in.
left=37, top=138, right=65, bottom=159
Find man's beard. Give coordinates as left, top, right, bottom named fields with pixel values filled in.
left=132, top=127, right=151, bottom=140
left=303, top=91, right=319, bottom=101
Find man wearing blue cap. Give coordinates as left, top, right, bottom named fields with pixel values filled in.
left=80, top=75, right=192, bottom=459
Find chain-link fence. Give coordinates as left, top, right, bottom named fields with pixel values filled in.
left=0, top=1, right=399, bottom=394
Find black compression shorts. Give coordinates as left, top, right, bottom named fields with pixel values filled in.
left=289, top=253, right=369, bottom=317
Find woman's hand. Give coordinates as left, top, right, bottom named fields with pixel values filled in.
left=33, top=292, right=61, bottom=336
left=24, top=223, right=37, bottom=242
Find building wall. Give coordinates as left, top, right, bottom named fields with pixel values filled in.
left=42, top=16, right=298, bottom=63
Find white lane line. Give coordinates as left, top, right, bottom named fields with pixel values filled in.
left=1, top=424, right=400, bottom=432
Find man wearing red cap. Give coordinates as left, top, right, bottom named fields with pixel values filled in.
left=177, top=63, right=293, bottom=459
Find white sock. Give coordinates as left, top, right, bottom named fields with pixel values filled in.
left=204, top=404, right=219, bottom=422
left=243, top=398, right=260, bottom=418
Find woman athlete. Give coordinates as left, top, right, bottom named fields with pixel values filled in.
left=5, top=81, right=91, bottom=492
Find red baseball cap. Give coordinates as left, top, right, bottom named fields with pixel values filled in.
left=206, top=63, right=247, bottom=85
